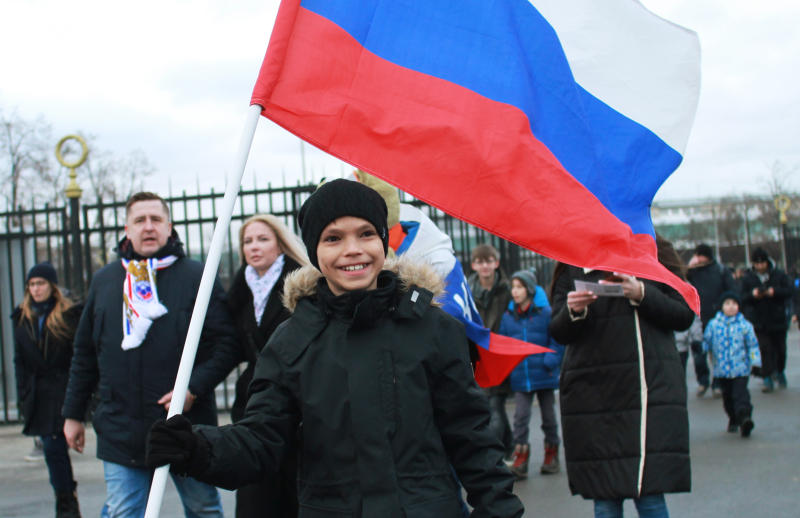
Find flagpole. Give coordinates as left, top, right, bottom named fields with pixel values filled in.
left=144, top=103, right=263, bottom=518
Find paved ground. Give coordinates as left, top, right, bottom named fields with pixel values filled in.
left=2, top=327, right=798, bottom=517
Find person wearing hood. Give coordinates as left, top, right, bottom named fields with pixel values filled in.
left=13, top=262, right=83, bottom=517
left=499, top=269, right=564, bottom=479
left=702, top=291, right=761, bottom=436
left=145, top=179, right=524, bottom=518
left=61, top=192, right=239, bottom=518
left=740, top=247, right=791, bottom=392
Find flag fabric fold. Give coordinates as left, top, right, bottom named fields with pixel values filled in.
left=251, top=0, right=701, bottom=312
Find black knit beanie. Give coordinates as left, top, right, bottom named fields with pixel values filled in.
left=719, top=290, right=740, bottom=306
left=26, top=262, right=58, bottom=285
left=298, top=179, right=389, bottom=269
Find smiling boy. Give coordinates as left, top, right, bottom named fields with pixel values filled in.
left=146, top=179, right=523, bottom=518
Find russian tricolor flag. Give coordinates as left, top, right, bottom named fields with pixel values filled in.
left=251, top=0, right=701, bottom=312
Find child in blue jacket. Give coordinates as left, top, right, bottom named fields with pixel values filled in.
left=703, top=291, right=761, bottom=437
left=499, top=269, right=564, bottom=478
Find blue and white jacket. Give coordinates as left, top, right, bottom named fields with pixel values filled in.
left=702, top=312, right=761, bottom=378
left=499, top=293, right=564, bottom=392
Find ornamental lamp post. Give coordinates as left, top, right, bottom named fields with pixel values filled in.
left=56, top=134, right=88, bottom=299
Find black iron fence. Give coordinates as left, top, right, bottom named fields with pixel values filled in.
left=0, top=183, right=550, bottom=423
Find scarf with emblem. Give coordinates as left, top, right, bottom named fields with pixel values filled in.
left=121, top=255, right=178, bottom=350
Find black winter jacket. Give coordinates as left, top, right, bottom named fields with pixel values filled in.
left=550, top=267, right=693, bottom=500
left=740, top=264, right=791, bottom=332
left=13, top=303, right=82, bottom=436
left=62, top=236, right=239, bottom=468
left=687, top=260, right=736, bottom=327
left=227, top=257, right=302, bottom=423
left=194, top=259, right=524, bottom=518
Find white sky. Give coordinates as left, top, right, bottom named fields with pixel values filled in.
left=1, top=0, right=798, bottom=203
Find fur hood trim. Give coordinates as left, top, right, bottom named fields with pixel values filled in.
left=281, top=256, right=445, bottom=313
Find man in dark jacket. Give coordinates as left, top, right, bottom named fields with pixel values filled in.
left=62, top=192, right=238, bottom=518
left=740, top=247, right=792, bottom=392
left=468, top=243, right=514, bottom=458
left=687, top=243, right=737, bottom=397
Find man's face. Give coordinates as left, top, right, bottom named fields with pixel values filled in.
left=471, top=256, right=498, bottom=282
left=753, top=260, right=769, bottom=274
left=125, top=200, right=172, bottom=257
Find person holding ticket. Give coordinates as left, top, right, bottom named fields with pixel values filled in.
left=548, top=235, right=694, bottom=518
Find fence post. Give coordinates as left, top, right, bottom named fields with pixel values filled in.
left=56, top=135, right=88, bottom=299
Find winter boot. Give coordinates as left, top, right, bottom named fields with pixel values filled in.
left=761, top=376, right=774, bottom=393
left=726, top=420, right=739, bottom=433
left=540, top=442, right=560, bottom=474
left=776, top=372, right=788, bottom=389
left=738, top=411, right=754, bottom=438
left=55, top=490, right=81, bottom=518
left=509, top=444, right=529, bottom=479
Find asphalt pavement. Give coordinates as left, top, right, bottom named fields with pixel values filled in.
left=2, top=326, right=798, bottom=517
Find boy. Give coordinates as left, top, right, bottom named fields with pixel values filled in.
left=468, top=244, right=514, bottom=459
left=498, top=270, right=563, bottom=478
left=146, top=179, right=523, bottom=517
left=703, top=291, right=761, bottom=437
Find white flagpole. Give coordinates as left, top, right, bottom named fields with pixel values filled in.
left=144, top=103, right=263, bottom=518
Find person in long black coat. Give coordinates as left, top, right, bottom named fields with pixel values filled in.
left=13, top=262, right=82, bottom=518
left=227, top=214, right=308, bottom=518
left=548, top=236, right=694, bottom=517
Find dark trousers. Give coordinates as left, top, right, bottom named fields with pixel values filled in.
left=691, top=342, right=721, bottom=389
left=40, top=433, right=76, bottom=493
left=718, top=377, right=752, bottom=424
left=679, top=351, right=689, bottom=376
left=487, top=392, right=513, bottom=455
left=513, top=389, right=560, bottom=446
left=755, top=329, right=788, bottom=377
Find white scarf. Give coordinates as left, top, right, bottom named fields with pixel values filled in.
left=245, top=254, right=285, bottom=325
left=121, top=255, right=178, bottom=350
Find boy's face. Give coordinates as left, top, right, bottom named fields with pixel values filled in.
left=510, top=278, right=531, bottom=305
left=471, top=256, right=498, bottom=282
left=722, top=299, right=739, bottom=317
left=317, top=216, right=385, bottom=296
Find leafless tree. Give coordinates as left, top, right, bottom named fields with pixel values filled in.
left=0, top=109, right=53, bottom=213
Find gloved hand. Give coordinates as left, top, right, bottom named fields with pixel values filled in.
left=145, top=414, right=210, bottom=476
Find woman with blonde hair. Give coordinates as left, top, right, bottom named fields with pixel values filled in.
left=227, top=214, right=307, bottom=518
left=13, top=262, right=83, bottom=517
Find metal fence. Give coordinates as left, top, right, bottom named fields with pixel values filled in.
left=0, top=183, right=551, bottom=423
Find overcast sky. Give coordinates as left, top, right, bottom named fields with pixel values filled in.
left=1, top=0, right=798, bottom=203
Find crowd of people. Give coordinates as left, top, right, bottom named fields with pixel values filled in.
left=11, top=182, right=798, bottom=518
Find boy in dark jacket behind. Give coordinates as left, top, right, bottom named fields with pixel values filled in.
left=146, top=179, right=523, bottom=518
left=468, top=243, right=514, bottom=459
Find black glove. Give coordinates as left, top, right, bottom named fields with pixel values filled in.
left=145, top=414, right=210, bottom=476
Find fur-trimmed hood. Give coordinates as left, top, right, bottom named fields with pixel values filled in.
left=282, top=256, right=444, bottom=313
